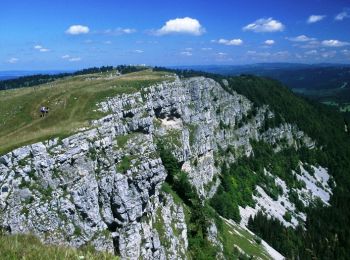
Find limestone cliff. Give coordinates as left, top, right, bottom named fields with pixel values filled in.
left=0, top=76, right=324, bottom=259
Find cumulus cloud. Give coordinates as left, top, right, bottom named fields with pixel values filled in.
left=65, top=25, right=90, bottom=35
left=34, top=45, right=43, bottom=49
left=243, top=18, right=284, bottom=32
left=156, top=17, right=205, bottom=35
left=62, top=55, right=70, bottom=59
left=335, top=11, right=350, bottom=21
left=287, top=35, right=316, bottom=42
left=7, top=57, right=18, bottom=64
left=216, top=38, right=243, bottom=46
left=39, top=48, right=50, bottom=52
left=134, top=50, right=144, bottom=53
left=264, top=39, right=275, bottom=45
left=322, top=40, right=350, bottom=47
left=201, top=47, right=212, bottom=51
left=307, top=15, right=326, bottom=24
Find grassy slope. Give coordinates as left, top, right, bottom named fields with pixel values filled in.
left=219, top=218, right=273, bottom=260
left=0, top=69, right=172, bottom=155
left=161, top=183, right=273, bottom=259
left=0, top=233, right=118, bottom=260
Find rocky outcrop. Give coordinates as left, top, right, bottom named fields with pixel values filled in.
left=0, top=75, right=314, bottom=259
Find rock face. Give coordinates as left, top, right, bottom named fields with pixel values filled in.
left=0, top=76, right=318, bottom=259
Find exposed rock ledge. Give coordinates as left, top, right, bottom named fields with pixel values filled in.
left=0, top=76, right=313, bottom=259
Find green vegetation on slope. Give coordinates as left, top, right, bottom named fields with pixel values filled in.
left=0, top=69, right=172, bottom=155
left=156, top=141, right=218, bottom=259
left=217, top=217, right=272, bottom=260
left=158, top=68, right=350, bottom=259
left=0, top=232, right=118, bottom=260
left=210, top=140, right=314, bottom=226
left=157, top=141, right=273, bottom=259
left=224, top=75, right=350, bottom=259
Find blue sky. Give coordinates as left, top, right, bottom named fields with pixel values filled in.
left=1, top=0, right=350, bottom=70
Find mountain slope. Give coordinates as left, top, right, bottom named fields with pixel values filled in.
left=1, top=68, right=349, bottom=259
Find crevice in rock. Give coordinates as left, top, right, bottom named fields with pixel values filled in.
left=123, top=111, right=134, bottom=118
left=169, top=107, right=181, bottom=119
left=112, top=234, right=121, bottom=256
left=154, top=107, right=166, bottom=119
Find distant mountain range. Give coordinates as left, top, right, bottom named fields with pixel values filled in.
left=173, top=63, right=350, bottom=77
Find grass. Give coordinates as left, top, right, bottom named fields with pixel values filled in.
left=161, top=182, right=272, bottom=259
left=0, top=233, right=118, bottom=260
left=0, top=69, right=173, bottom=155
left=220, top=218, right=272, bottom=260
left=116, top=156, right=132, bottom=173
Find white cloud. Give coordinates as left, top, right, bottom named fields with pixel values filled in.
left=201, top=47, right=212, bottom=51
left=121, top=28, right=136, bottom=34
left=7, top=57, right=18, bottom=64
left=102, top=28, right=136, bottom=35
left=65, top=25, right=90, bottom=35
left=321, top=51, right=337, bottom=58
left=247, top=51, right=271, bottom=57
left=180, top=51, right=192, bottom=56
left=157, top=17, right=205, bottom=35
left=246, top=50, right=289, bottom=58
left=34, top=45, right=50, bottom=52
left=264, top=39, right=275, bottom=45
left=243, top=18, right=284, bottom=32
left=342, top=50, right=350, bottom=57
left=134, top=50, right=144, bottom=53
left=62, top=54, right=80, bottom=61
left=305, top=50, right=318, bottom=55
left=217, top=52, right=227, bottom=56
left=104, top=40, right=112, bottom=44
left=217, top=38, right=243, bottom=46
left=68, top=57, right=81, bottom=62
left=335, top=11, right=350, bottom=21
left=322, top=40, right=350, bottom=47
left=287, top=35, right=316, bottom=42
left=307, top=15, right=326, bottom=24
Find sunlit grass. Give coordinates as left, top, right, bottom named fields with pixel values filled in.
left=0, top=233, right=118, bottom=260
left=220, top=218, right=272, bottom=259
left=0, top=69, right=173, bottom=155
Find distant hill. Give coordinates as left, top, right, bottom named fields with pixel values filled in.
left=0, top=70, right=73, bottom=81
left=173, top=63, right=350, bottom=90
